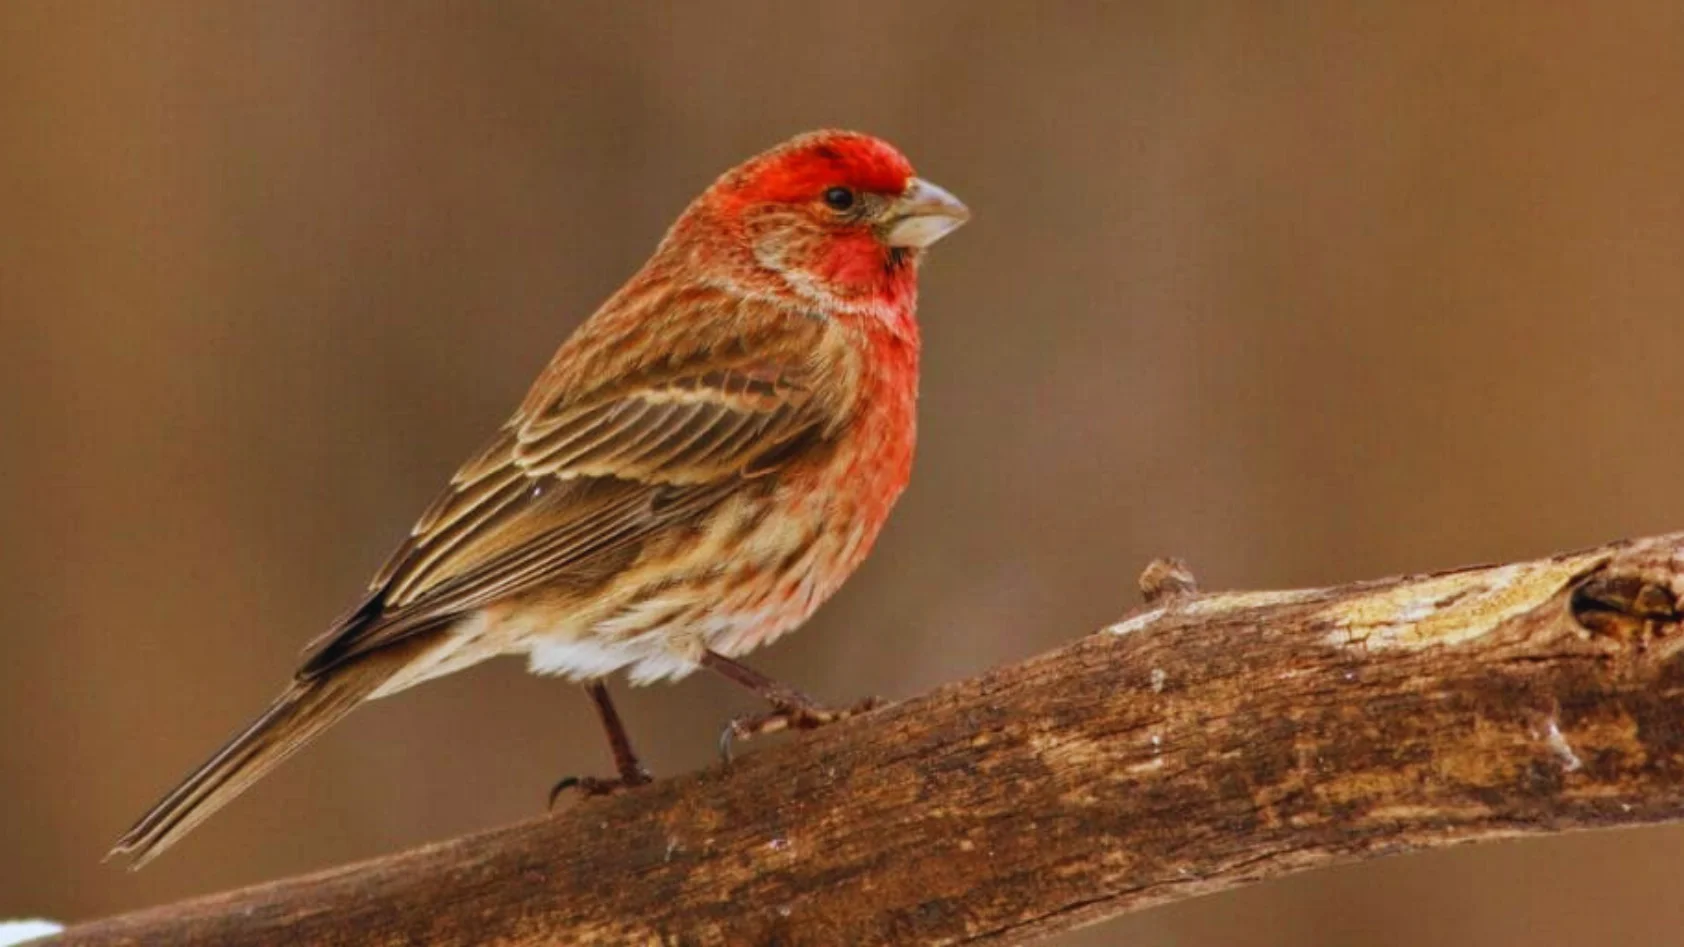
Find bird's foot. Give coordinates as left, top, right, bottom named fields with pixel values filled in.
left=547, top=766, right=652, bottom=809
left=718, top=695, right=887, bottom=763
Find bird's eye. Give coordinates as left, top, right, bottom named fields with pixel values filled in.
left=822, top=186, right=856, bottom=211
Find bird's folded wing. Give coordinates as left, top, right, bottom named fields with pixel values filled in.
left=298, top=312, right=840, bottom=676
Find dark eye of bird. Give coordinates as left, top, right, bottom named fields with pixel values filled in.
left=822, top=186, right=856, bottom=211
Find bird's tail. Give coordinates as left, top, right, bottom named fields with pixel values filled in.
left=108, top=652, right=405, bottom=869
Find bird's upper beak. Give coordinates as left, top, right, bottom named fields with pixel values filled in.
left=883, top=177, right=971, bottom=249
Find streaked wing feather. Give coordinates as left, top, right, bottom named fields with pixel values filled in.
left=413, top=480, right=737, bottom=612
left=299, top=314, right=839, bottom=676
left=634, top=401, right=717, bottom=469
left=382, top=474, right=536, bottom=606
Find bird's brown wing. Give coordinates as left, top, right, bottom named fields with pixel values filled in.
left=298, top=308, right=841, bottom=676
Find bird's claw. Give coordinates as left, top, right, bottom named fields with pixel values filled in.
left=717, top=695, right=888, bottom=764
left=546, top=767, right=652, bottom=809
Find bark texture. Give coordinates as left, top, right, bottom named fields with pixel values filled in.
left=57, top=533, right=1684, bottom=946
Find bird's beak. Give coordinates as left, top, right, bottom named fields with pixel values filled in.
left=883, top=177, right=971, bottom=249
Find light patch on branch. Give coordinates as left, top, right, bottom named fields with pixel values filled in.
left=1541, top=717, right=1584, bottom=772
left=1319, top=551, right=1608, bottom=651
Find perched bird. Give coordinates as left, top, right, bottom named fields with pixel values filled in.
left=110, top=130, right=969, bottom=867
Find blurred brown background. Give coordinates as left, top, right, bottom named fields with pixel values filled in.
left=4, top=2, right=1684, bottom=943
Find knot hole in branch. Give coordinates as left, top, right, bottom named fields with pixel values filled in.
left=1569, top=571, right=1680, bottom=650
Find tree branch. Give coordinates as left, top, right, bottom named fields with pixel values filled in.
left=58, top=533, right=1684, bottom=946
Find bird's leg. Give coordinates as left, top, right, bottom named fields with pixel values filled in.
left=700, top=650, right=886, bottom=762
left=548, top=680, right=652, bottom=807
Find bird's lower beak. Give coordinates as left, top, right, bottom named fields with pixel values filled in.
left=884, top=178, right=971, bottom=249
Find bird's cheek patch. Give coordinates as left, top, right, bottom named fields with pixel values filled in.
left=810, top=231, right=893, bottom=290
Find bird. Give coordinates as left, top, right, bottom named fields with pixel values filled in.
left=109, top=129, right=969, bottom=868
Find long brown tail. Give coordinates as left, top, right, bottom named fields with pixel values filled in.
left=108, top=651, right=407, bottom=869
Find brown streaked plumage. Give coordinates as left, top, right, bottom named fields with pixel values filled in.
left=111, top=130, right=969, bottom=867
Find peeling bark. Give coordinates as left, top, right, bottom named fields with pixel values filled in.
left=57, top=533, right=1684, bottom=946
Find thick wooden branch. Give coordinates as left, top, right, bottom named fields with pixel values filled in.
left=58, top=533, right=1684, bottom=946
